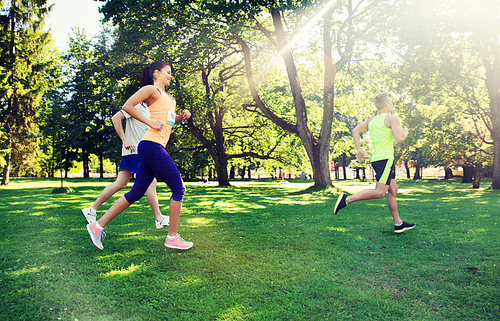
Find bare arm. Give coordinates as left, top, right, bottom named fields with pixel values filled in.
left=175, top=110, right=192, bottom=124
left=111, top=111, right=136, bottom=153
left=352, top=119, right=369, bottom=163
left=387, top=115, right=408, bottom=143
left=122, top=86, right=163, bottom=130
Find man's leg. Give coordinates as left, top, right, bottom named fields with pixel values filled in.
left=82, top=169, right=132, bottom=223
left=387, top=179, right=402, bottom=225
left=145, top=178, right=169, bottom=228
left=95, top=164, right=154, bottom=229
left=92, top=169, right=132, bottom=211
left=346, top=182, right=389, bottom=204
left=334, top=182, right=389, bottom=214
left=145, top=178, right=162, bottom=220
left=387, top=179, right=416, bottom=233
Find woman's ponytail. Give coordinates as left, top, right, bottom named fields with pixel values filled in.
left=140, top=66, right=153, bottom=87
left=140, top=61, right=170, bottom=87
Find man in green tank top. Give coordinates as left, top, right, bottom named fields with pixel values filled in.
left=333, top=93, right=415, bottom=233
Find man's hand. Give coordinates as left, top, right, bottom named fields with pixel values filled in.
left=123, top=138, right=136, bottom=152
left=356, top=149, right=365, bottom=164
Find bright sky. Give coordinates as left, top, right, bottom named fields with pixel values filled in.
left=44, top=0, right=105, bottom=52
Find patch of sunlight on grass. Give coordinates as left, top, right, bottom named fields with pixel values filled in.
left=327, top=227, right=348, bottom=233
left=187, top=217, right=217, bottom=227
left=475, top=229, right=487, bottom=233
left=97, top=250, right=146, bottom=261
left=197, top=201, right=215, bottom=207
left=42, top=228, right=58, bottom=234
left=45, top=217, right=59, bottom=222
left=214, top=200, right=246, bottom=210
left=123, top=231, right=142, bottom=236
left=218, top=304, right=246, bottom=320
left=103, top=263, right=142, bottom=277
left=29, top=211, right=46, bottom=216
left=355, top=236, right=363, bottom=240
left=7, top=266, right=47, bottom=276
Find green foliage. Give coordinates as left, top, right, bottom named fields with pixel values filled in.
left=0, top=0, right=61, bottom=182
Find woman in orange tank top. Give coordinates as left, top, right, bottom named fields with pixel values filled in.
left=85, top=61, right=194, bottom=251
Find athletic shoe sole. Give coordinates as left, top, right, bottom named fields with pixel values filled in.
left=334, top=192, right=346, bottom=215
left=164, top=243, right=194, bottom=250
left=394, top=224, right=416, bottom=234
left=86, top=223, right=104, bottom=250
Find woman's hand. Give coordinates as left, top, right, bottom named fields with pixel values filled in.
left=151, top=121, right=163, bottom=131
left=181, top=110, right=191, bottom=120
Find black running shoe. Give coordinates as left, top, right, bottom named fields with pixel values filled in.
left=394, top=221, right=415, bottom=234
left=334, top=192, right=347, bottom=215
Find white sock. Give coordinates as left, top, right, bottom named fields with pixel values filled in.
left=167, top=234, right=177, bottom=240
left=95, top=221, right=104, bottom=230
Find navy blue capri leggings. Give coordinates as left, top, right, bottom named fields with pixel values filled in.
left=124, top=140, right=186, bottom=204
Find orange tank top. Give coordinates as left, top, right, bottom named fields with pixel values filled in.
left=142, top=87, right=176, bottom=147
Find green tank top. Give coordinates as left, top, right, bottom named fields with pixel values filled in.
left=368, top=114, right=394, bottom=161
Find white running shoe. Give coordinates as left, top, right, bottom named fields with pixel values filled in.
left=81, top=207, right=97, bottom=223
left=155, top=215, right=170, bottom=229
left=86, top=222, right=105, bottom=250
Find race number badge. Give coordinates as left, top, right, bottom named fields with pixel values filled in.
left=167, top=110, right=176, bottom=126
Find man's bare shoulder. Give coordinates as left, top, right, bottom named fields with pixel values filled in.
left=385, top=114, right=401, bottom=128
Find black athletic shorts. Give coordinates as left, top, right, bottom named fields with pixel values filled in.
left=372, top=159, right=395, bottom=185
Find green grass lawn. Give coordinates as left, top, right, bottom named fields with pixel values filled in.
left=0, top=178, right=499, bottom=320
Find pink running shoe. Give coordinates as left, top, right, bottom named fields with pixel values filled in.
left=87, top=222, right=105, bottom=250
left=164, top=234, right=193, bottom=250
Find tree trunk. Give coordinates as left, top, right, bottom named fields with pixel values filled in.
left=1, top=147, right=11, bottom=186
left=404, top=160, right=411, bottom=178
left=413, top=165, right=421, bottom=180
left=240, top=166, right=246, bottom=179
left=492, top=135, right=500, bottom=189
left=230, top=165, right=235, bottom=179
left=444, top=167, right=453, bottom=179
left=214, top=155, right=230, bottom=187
left=247, top=166, right=251, bottom=179
left=237, top=8, right=341, bottom=188
left=64, top=147, right=69, bottom=178
left=472, top=165, right=488, bottom=189
left=462, top=166, right=474, bottom=183
left=99, top=154, right=104, bottom=178
left=483, top=48, right=500, bottom=189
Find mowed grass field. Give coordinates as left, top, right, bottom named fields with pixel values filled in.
left=0, top=178, right=499, bottom=320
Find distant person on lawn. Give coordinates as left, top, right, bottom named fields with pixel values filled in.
left=333, top=93, right=415, bottom=233
left=81, top=102, right=169, bottom=229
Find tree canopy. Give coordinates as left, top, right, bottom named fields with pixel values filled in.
left=1, top=0, right=499, bottom=190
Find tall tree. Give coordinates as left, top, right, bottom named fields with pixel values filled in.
left=100, top=0, right=290, bottom=186
left=393, top=0, right=500, bottom=189
left=207, top=0, right=396, bottom=187
left=59, top=29, right=117, bottom=178
left=0, top=0, right=60, bottom=184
